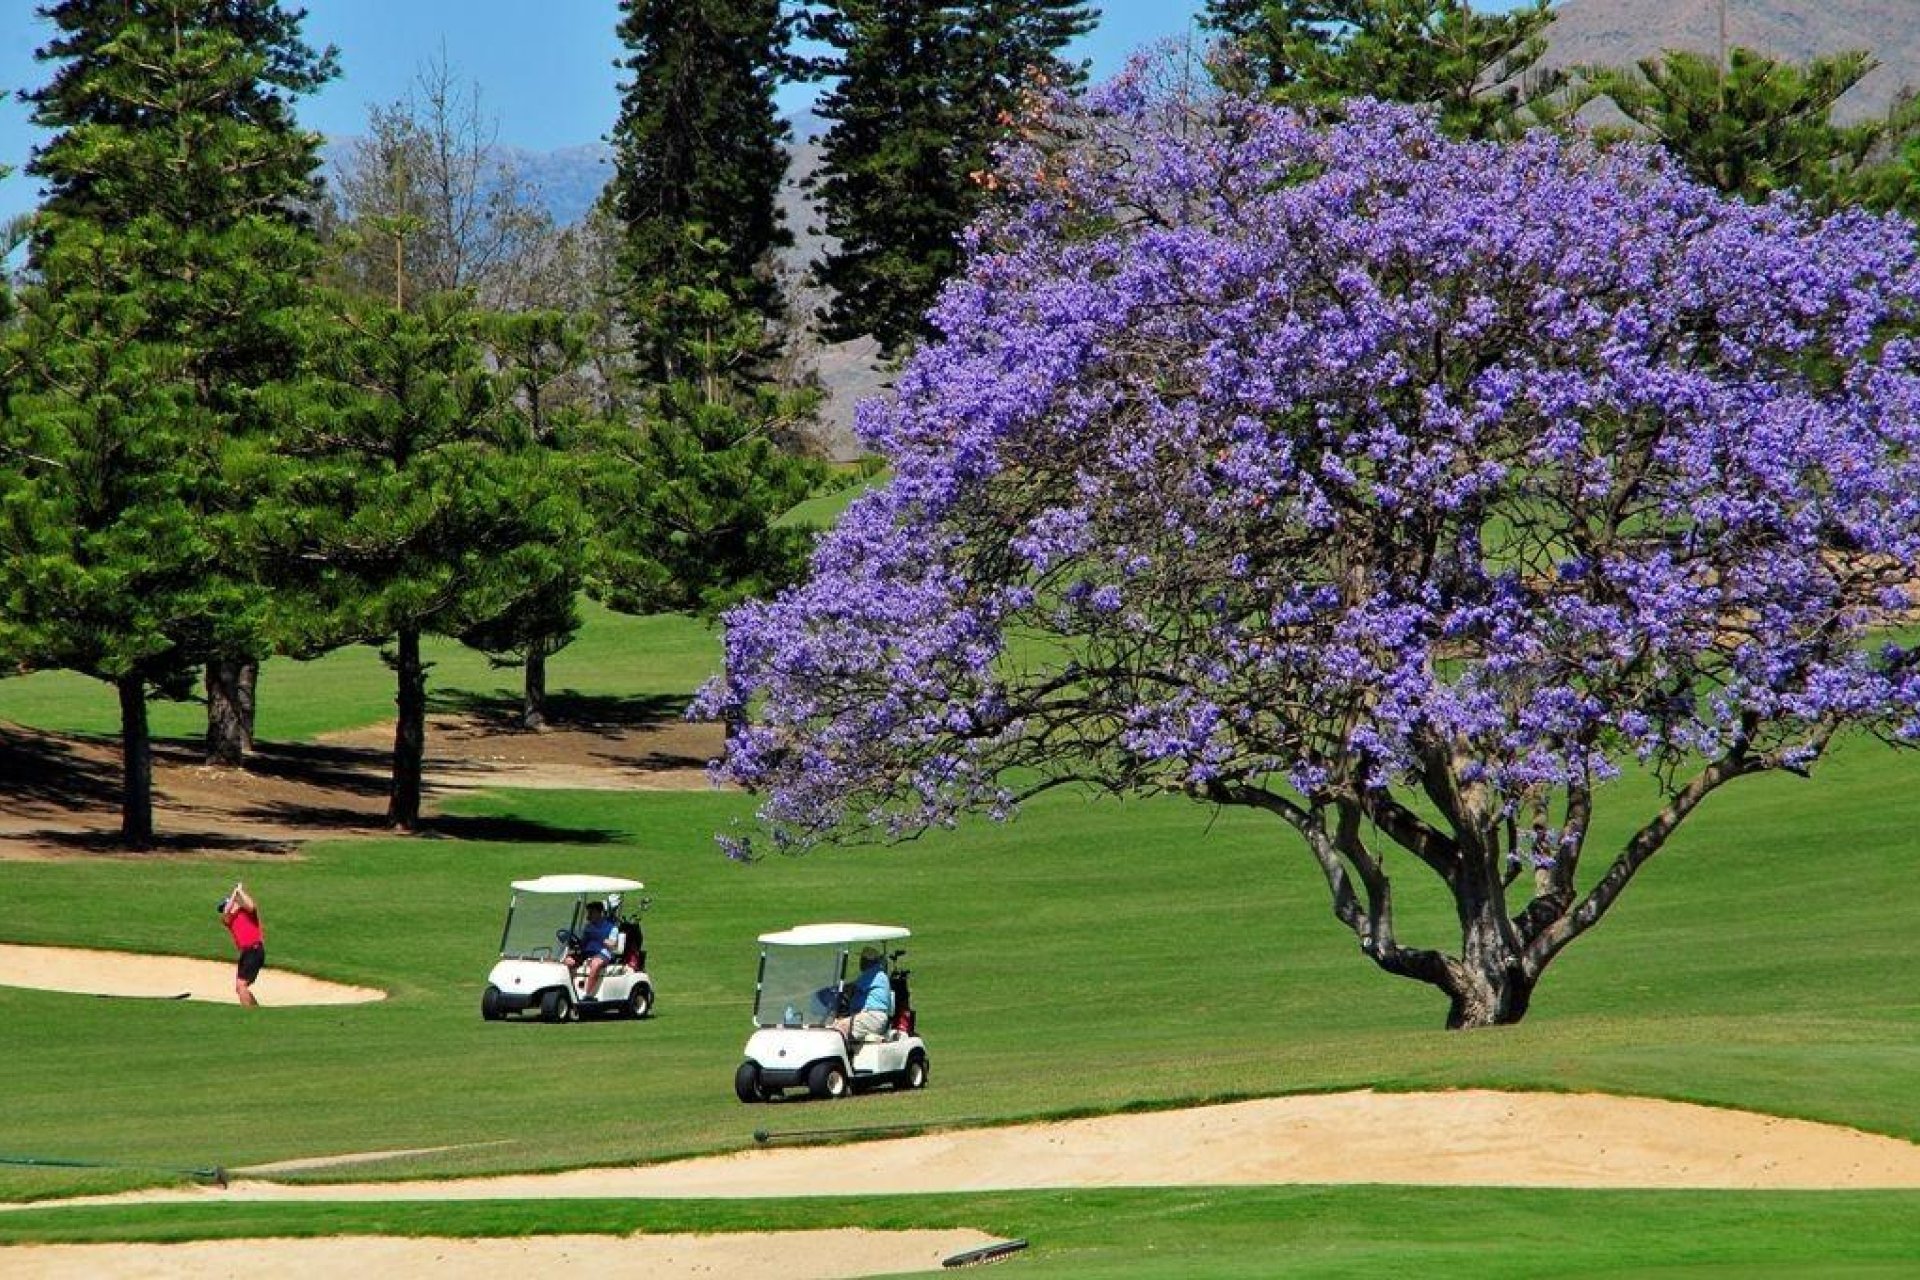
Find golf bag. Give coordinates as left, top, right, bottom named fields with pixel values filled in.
left=890, top=965, right=915, bottom=1034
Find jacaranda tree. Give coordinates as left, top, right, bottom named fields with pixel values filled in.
left=695, top=79, right=1920, bottom=1028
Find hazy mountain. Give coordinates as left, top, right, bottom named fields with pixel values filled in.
left=317, top=137, right=614, bottom=228
left=497, top=141, right=614, bottom=226
left=1543, top=0, right=1919, bottom=121
left=773, top=128, right=889, bottom=462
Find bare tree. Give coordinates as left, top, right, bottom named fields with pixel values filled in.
left=329, top=51, right=552, bottom=308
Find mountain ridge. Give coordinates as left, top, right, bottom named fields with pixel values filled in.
left=1543, top=0, right=1918, bottom=120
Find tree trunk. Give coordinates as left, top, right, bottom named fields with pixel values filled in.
left=1444, top=899, right=1536, bottom=1029
left=204, top=659, right=258, bottom=765
left=389, top=626, right=426, bottom=831
left=117, top=674, right=154, bottom=850
left=522, top=638, right=548, bottom=730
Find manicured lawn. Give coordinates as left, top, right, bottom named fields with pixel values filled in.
left=0, top=611, right=1916, bottom=1273
left=0, top=602, right=723, bottom=741
left=2, top=1189, right=1918, bottom=1277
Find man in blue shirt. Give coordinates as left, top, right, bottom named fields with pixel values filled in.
left=565, top=900, right=619, bottom=997
left=834, top=945, right=895, bottom=1042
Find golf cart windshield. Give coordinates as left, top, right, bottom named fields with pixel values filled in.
left=498, top=875, right=642, bottom=961
left=500, top=893, right=583, bottom=961
left=754, top=944, right=848, bottom=1028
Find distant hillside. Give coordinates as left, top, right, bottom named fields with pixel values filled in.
left=774, top=128, right=889, bottom=463
left=498, top=142, right=612, bottom=227
left=1543, top=0, right=1919, bottom=120
left=317, top=138, right=613, bottom=228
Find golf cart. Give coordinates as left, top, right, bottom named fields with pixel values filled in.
left=733, top=922, right=928, bottom=1102
left=481, top=875, right=653, bottom=1022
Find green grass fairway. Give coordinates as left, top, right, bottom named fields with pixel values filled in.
left=1, top=611, right=1916, bottom=1274
left=2, top=1189, right=1918, bottom=1277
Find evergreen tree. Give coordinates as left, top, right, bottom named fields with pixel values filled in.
left=585, top=278, right=824, bottom=629
left=603, top=0, right=793, bottom=382
left=584, top=218, right=825, bottom=631
left=1843, top=91, right=1920, bottom=221
left=2, top=227, right=206, bottom=847
left=1575, top=47, right=1893, bottom=209
left=595, top=0, right=829, bottom=649
left=805, top=0, right=1094, bottom=355
left=286, top=291, right=576, bottom=829
left=1201, top=0, right=1564, bottom=141
left=459, top=308, right=596, bottom=730
left=0, top=0, right=333, bottom=843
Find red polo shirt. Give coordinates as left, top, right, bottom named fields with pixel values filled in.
left=225, top=907, right=263, bottom=950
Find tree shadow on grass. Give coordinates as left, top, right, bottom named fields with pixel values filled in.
left=0, top=726, right=121, bottom=812
left=16, top=829, right=304, bottom=856
left=2, top=717, right=680, bottom=853
left=428, top=690, right=690, bottom=735
left=418, top=813, right=623, bottom=844
left=231, top=739, right=395, bottom=799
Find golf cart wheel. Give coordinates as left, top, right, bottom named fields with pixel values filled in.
left=481, top=985, right=505, bottom=1021
left=734, top=1061, right=766, bottom=1104
left=625, top=983, right=654, bottom=1020
left=539, top=988, right=573, bottom=1023
left=806, top=1059, right=849, bottom=1100
left=903, top=1050, right=929, bottom=1090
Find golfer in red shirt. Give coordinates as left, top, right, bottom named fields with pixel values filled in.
left=218, top=882, right=266, bottom=1007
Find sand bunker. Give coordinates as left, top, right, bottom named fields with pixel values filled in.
left=0, top=1228, right=1006, bottom=1280
left=8, top=1091, right=1916, bottom=1276
left=15, top=1090, right=1920, bottom=1216
left=0, top=944, right=383, bottom=1006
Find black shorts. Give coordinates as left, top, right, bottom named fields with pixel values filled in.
left=236, top=944, right=266, bottom=984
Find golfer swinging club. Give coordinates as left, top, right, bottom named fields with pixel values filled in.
left=217, top=881, right=266, bottom=1007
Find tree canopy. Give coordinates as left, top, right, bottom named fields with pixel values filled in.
left=2, top=0, right=334, bottom=839
left=1202, top=0, right=1565, bottom=140
left=695, top=80, right=1920, bottom=1028
left=804, top=0, right=1094, bottom=353
left=1574, top=46, right=1897, bottom=209
left=604, top=0, right=794, bottom=382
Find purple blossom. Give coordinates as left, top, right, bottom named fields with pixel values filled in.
left=692, top=85, right=1920, bottom=887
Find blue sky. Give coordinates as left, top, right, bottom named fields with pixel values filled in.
left=0, top=1, right=1214, bottom=225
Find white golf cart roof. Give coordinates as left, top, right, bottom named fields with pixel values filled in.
left=510, top=875, right=644, bottom=895
left=756, top=922, right=911, bottom=946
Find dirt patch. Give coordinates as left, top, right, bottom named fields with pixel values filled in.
left=0, top=1228, right=1007, bottom=1280
left=0, top=944, right=383, bottom=1006
left=0, top=713, right=727, bottom=861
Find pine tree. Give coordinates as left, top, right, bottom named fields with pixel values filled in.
left=1574, top=47, right=1891, bottom=209
left=595, top=0, right=828, bottom=646
left=805, top=0, right=1093, bottom=355
left=459, top=308, right=597, bottom=730
left=583, top=217, right=825, bottom=629
left=286, top=291, right=577, bottom=829
left=603, top=0, right=793, bottom=382
left=0, top=0, right=333, bottom=843
left=1200, top=0, right=1565, bottom=141
left=585, top=271, right=824, bottom=629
